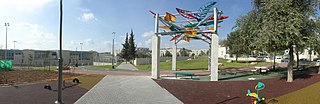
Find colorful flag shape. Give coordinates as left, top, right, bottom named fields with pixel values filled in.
left=160, top=26, right=170, bottom=30
left=164, top=12, right=176, bottom=22
left=176, top=8, right=198, bottom=20
left=170, top=34, right=182, bottom=41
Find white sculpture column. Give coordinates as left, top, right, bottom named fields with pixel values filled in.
left=208, top=44, right=211, bottom=71
left=172, top=40, right=177, bottom=71
left=152, top=14, right=160, bottom=79
left=210, top=8, right=219, bottom=81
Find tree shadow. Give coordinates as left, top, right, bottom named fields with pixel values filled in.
left=279, top=69, right=314, bottom=80
left=216, top=96, right=240, bottom=104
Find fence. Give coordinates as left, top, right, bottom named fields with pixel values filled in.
left=0, top=60, right=12, bottom=71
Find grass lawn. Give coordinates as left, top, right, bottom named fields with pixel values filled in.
left=74, top=74, right=105, bottom=90
left=271, top=81, right=320, bottom=104
left=136, top=58, right=273, bottom=71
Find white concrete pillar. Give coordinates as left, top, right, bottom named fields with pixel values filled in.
left=152, top=14, right=160, bottom=79
left=210, top=34, right=219, bottom=81
left=210, top=8, right=219, bottom=81
left=172, top=40, right=177, bottom=71
left=208, top=44, right=211, bottom=71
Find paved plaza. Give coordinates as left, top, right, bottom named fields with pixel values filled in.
left=75, top=76, right=182, bottom=104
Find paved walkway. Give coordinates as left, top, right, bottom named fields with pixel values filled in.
left=75, top=76, right=183, bottom=104
left=116, top=62, right=139, bottom=70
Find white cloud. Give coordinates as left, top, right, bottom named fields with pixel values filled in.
left=142, top=31, right=154, bottom=38
left=14, top=22, right=57, bottom=50
left=0, top=0, right=53, bottom=13
left=78, top=12, right=98, bottom=22
left=144, top=39, right=152, bottom=48
left=84, top=38, right=94, bottom=45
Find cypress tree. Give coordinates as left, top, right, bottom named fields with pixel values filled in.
left=128, top=29, right=136, bottom=61
left=121, top=33, right=130, bottom=63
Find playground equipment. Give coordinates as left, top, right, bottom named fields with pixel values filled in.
left=44, top=67, right=80, bottom=90
left=149, top=1, right=228, bottom=81
left=246, top=82, right=266, bottom=104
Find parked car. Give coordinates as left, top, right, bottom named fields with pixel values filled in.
left=313, top=58, right=320, bottom=62
left=281, top=58, right=289, bottom=62
left=256, top=56, right=268, bottom=61
left=299, top=58, right=309, bottom=62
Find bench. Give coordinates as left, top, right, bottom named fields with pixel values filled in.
left=173, top=72, right=195, bottom=79
left=254, top=67, right=269, bottom=74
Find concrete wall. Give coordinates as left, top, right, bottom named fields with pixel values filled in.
left=133, top=57, right=189, bottom=65
left=93, top=62, right=112, bottom=66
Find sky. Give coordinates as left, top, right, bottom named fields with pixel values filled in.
left=0, top=0, right=252, bottom=52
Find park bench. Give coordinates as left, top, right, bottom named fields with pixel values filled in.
left=173, top=72, right=195, bottom=79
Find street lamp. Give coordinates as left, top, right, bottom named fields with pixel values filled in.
left=112, top=32, right=115, bottom=69
left=55, top=0, right=63, bottom=103
left=13, top=41, right=17, bottom=65
left=80, top=43, right=83, bottom=66
left=4, top=23, right=9, bottom=61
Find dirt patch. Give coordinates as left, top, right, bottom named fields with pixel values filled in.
left=0, top=69, right=79, bottom=85
left=154, top=73, right=320, bottom=104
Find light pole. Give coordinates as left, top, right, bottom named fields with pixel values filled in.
left=55, top=0, right=63, bottom=103
left=4, top=23, right=9, bottom=61
left=112, top=32, right=115, bottom=69
left=80, top=43, right=83, bottom=66
left=4, top=23, right=9, bottom=84
left=13, top=41, right=17, bottom=65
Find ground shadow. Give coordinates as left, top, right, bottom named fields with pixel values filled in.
left=216, top=96, right=240, bottom=104
left=279, top=69, right=314, bottom=80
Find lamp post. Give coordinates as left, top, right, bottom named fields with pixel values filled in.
left=55, top=0, right=63, bottom=103
left=80, top=43, right=83, bottom=66
left=4, top=23, right=9, bottom=61
left=13, top=41, right=17, bottom=65
left=112, top=32, right=115, bottom=69
left=4, top=23, right=9, bottom=84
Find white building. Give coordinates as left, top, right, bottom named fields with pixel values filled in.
left=218, top=46, right=229, bottom=59
left=160, top=48, right=182, bottom=57
left=189, top=49, right=208, bottom=57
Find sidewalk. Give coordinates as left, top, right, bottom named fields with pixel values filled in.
left=75, top=76, right=183, bottom=104
left=116, top=62, right=139, bottom=70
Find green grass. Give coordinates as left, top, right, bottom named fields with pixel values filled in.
left=270, top=81, right=320, bottom=104
left=75, top=74, right=105, bottom=90
left=136, top=58, right=273, bottom=71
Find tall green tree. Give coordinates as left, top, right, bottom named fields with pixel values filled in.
left=248, top=0, right=320, bottom=82
left=120, top=33, right=130, bottom=63
left=225, top=30, right=251, bottom=62
left=128, top=29, right=136, bottom=61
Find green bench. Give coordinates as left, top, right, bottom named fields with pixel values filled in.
left=173, top=72, right=195, bottom=79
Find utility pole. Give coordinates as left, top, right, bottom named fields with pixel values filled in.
left=112, top=32, right=115, bottom=69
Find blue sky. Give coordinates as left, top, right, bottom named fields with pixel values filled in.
left=0, top=0, right=252, bottom=52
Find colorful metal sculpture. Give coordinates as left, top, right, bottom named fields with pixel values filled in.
left=246, top=82, right=266, bottom=104
left=149, top=1, right=228, bottom=43
left=194, top=1, right=217, bottom=21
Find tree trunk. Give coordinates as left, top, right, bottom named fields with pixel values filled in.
left=318, top=66, right=320, bottom=74
left=273, top=52, right=276, bottom=70
left=235, top=54, right=238, bottom=62
left=296, top=51, right=299, bottom=68
left=287, top=46, right=294, bottom=82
